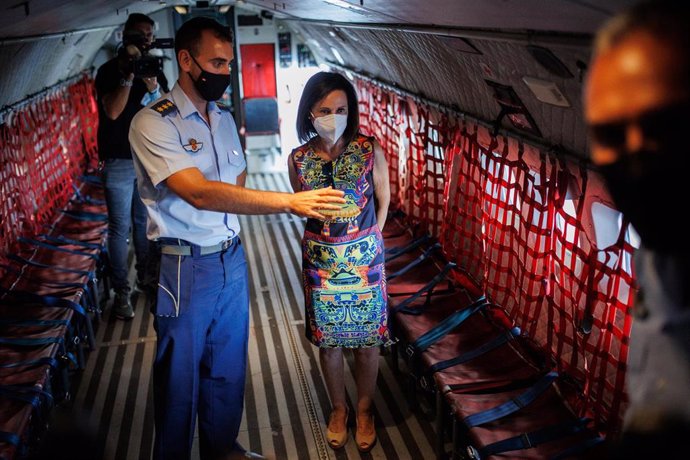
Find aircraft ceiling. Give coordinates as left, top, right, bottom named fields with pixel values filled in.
left=0, top=0, right=640, bottom=158
left=1, top=0, right=638, bottom=39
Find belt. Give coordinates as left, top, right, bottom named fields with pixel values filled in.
left=159, top=238, right=235, bottom=256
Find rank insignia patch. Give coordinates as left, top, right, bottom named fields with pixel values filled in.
left=183, top=138, right=203, bottom=152
left=151, top=99, right=177, bottom=117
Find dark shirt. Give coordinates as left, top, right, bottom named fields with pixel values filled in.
left=95, top=57, right=169, bottom=160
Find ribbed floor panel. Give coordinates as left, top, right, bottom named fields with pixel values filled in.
left=63, top=172, right=437, bottom=460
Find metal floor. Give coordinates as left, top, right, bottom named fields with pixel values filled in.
left=61, top=172, right=438, bottom=460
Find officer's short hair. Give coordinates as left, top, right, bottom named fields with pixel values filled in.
left=124, top=13, right=154, bottom=33
left=175, top=17, right=233, bottom=60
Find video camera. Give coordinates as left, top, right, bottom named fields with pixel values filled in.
left=119, top=30, right=174, bottom=78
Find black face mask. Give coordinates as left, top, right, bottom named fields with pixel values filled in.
left=598, top=148, right=687, bottom=254
left=189, top=54, right=230, bottom=101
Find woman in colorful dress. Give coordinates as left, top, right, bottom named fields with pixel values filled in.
left=288, top=71, right=393, bottom=452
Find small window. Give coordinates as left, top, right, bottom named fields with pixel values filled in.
left=592, top=202, right=629, bottom=250
left=591, top=201, right=639, bottom=277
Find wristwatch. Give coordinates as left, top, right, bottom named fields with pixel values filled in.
left=119, top=78, right=134, bottom=87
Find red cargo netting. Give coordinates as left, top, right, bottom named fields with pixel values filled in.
left=357, top=80, right=447, bottom=235
left=356, top=77, right=634, bottom=434
left=0, top=74, right=99, bottom=257
left=358, top=80, right=404, bottom=211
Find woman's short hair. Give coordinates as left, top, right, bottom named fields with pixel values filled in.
left=296, top=71, right=359, bottom=145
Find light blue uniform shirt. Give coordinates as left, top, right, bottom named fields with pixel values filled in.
left=129, top=83, right=246, bottom=246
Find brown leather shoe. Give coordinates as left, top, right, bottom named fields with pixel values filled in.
left=356, top=413, right=377, bottom=453
left=326, top=409, right=349, bottom=449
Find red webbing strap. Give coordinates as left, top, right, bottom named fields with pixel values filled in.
left=585, top=222, right=634, bottom=432
left=0, top=75, right=98, bottom=257
left=356, top=79, right=405, bottom=211
left=68, top=78, right=100, bottom=169
left=439, top=124, right=485, bottom=289
left=478, top=137, right=555, bottom=350
left=402, top=102, right=428, bottom=227
left=357, top=78, right=373, bottom=137
left=420, top=114, right=448, bottom=236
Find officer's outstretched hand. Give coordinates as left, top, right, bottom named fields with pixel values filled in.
left=289, top=187, right=346, bottom=220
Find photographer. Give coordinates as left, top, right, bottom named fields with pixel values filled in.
left=95, top=13, right=169, bottom=320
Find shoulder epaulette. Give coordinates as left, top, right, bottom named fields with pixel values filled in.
left=216, top=102, right=232, bottom=112
left=150, top=99, right=177, bottom=117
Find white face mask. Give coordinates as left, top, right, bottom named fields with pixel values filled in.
left=312, top=113, right=348, bottom=146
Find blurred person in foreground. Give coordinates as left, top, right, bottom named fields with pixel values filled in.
left=584, top=1, right=690, bottom=456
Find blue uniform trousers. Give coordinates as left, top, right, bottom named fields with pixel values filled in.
left=151, top=239, right=249, bottom=460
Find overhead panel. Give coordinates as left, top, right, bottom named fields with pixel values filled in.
left=0, top=0, right=165, bottom=39
left=288, top=21, right=592, bottom=156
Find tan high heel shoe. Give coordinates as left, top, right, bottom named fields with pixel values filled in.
left=356, top=413, right=377, bottom=453
left=326, top=409, right=349, bottom=449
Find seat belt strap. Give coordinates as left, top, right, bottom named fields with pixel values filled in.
left=427, top=328, right=519, bottom=374
left=478, top=417, right=591, bottom=457
left=463, top=372, right=558, bottom=428
left=391, top=262, right=457, bottom=314
left=388, top=243, right=442, bottom=280
left=410, top=296, right=489, bottom=356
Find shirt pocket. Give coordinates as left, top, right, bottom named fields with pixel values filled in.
left=223, top=145, right=245, bottom=168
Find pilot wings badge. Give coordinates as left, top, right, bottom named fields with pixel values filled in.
left=183, top=138, right=203, bottom=153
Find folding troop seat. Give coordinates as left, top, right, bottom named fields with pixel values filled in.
left=444, top=373, right=604, bottom=459
left=386, top=242, right=456, bottom=297
left=1, top=240, right=102, bottom=326
left=0, top=292, right=90, bottom=460
left=0, top=173, right=108, bottom=458
left=0, top=378, right=52, bottom=460
left=382, top=213, right=429, bottom=257
left=382, top=215, right=605, bottom=459
left=389, top=285, right=605, bottom=458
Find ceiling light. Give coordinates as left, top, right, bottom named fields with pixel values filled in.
left=174, top=5, right=189, bottom=14
left=522, top=76, right=571, bottom=108
left=330, top=47, right=345, bottom=65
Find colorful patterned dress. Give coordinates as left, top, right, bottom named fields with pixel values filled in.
left=291, top=134, right=393, bottom=348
